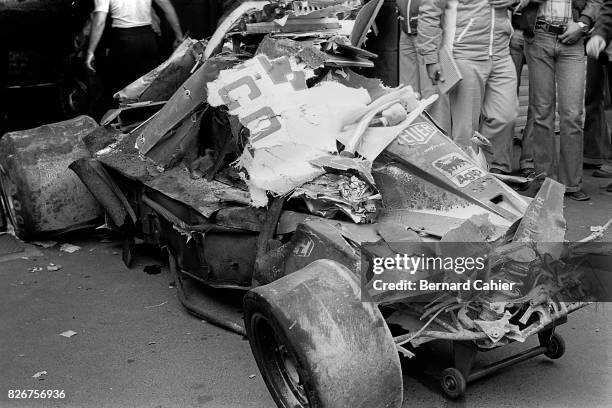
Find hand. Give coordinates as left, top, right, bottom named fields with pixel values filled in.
left=586, top=35, right=607, bottom=58
left=488, top=0, right=516, bottom=8
left=426, top=63, right=445, bottom=85
left=85, top=52, right=96, bottom=72
left=173, top=37, right=183, bottom=50
left=559, top=21, right=584, bottom=44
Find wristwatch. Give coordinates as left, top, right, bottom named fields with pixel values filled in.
left=577, top=21, right=589, bottom=33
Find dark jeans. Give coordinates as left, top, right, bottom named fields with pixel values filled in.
left=524, top=31, right=586, bottom=192
left=109, top=25, right=159, bottom=93
left=584, top=53, right=612, bottom=166
left=509, top=29, right=534, bottom=170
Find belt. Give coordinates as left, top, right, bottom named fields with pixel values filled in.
left=535, top=20, right=566, bottom=35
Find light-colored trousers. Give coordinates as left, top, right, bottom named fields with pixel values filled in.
left=448, top=56, right=518, bottom=173
left=399, top=31, right=451, bottom=134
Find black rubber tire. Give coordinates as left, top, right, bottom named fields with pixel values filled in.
left=244, top=259, right=403, bottom=408
left=440, top=367, right=467, bottom=400
left=544, top=333, right=566, bottom=360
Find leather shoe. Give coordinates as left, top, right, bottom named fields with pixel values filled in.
left=593, top=168, right=612, bottom=178
left=565, top=190, right=591, bottom=201
left=520, top=168, right=535, bottom=178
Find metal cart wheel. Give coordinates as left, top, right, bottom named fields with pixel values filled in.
left=544, top=333, right=566, bottom=360
left=440, top=367, right=467, bottom=399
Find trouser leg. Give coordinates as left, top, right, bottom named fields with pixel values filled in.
left=584, top=56, right=607, bottom=166
left=480, top=56, right=518, bottom=173
left=449, top=59, right=488, bottom=149
left=510, top=29, right=534, bottom=170
left=400, top=31, right=451, bottom=133
left=399, top=31, right=420, bottom=92
left=556, top=39, right=587, bottom=192
left=524, top=32, right=557, bottom=180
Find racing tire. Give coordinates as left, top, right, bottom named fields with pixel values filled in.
left=243, top=259, right=403, bottom=408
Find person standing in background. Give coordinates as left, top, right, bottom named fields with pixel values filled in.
left=586, top=0, right=612, bottom=192
left=521, top=0, right=601, bottom=201
left=509, top=6, right=535, bottom=178
left=85, top=0, right=184, bottom=92
left=397, top=0, right=451, bottom=132
left=417, top=0, right=519, bottom=176
left=583, top=42, right=612, bottom=177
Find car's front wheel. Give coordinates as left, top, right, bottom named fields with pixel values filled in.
left=244, top=259, right=403, bottom=408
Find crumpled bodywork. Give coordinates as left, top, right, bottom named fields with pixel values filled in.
left=68, top=0, right=606, bottom=354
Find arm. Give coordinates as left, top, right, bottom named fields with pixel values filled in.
left=593, top=0, right=612, bottom=42
left=587, top=0, right=612, bottom=57
left=579, top=0, right=604, bottom=28
left=560, top=0, right=603, bottom=44
left=416, top=0, right=447, bottom=83
left=153, top=0, right=184, bottom=47
left=85, top=11, right=108, bottom=71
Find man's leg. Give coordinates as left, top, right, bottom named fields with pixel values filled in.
left=583, top=55, right=607, bottom=167
left=524, top=32, right=557, bottom=180
left=556, top=40, right=587, bottom=193
left=510, top=29, right=534, bottom=173
left=509, top=29, right=525, bottom=88
left=416, top=44, right=451, bottom=133
left=480, top=55, right=518, bottom=173
left=449, top=59, right=489, bottom=149
left=399, top=31, right=420, bottom=92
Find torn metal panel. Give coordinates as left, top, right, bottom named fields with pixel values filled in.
left=215, top=206, right=267, bottom=231
left=69, top=159, right=133, bottom=228
left=256, top=36, right=327, bottom=69
left=81, top=125, right=123, bottom=156
left=513, top=178, right=566, bottom=242
left=290, top=173, right=381, bottom=224
left=378, top=210, right=468, bottom=238
left=372, top=162, right=469, bottom=211
left=115, top=38, right=206, bottom=104
left=136, top=55, right=239, bottom=155
left=442, top=214, right=502, bottom=243
left=204, top=1, right=268, bottom=60
left=143, top=166, right=248, bottom=218
left=349, top=0, right=384, bottom=47
left=101, top=101, right=166, bottom=133
left=246, top=17, right=341, bottom=34
left=146, top=110, right=204, bottom=169
left=309, top=155, right=375, bottom=186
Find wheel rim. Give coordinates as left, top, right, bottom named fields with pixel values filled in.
left=251, top=313, right=309, bottom=407
left=444, top=375, right=458, bottom=391
left=548, top=341, right=558, bottom=355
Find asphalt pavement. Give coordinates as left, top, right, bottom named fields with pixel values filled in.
left=0, top=175, right=610, bottom=408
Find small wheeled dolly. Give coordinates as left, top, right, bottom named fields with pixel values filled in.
left=439, top=328, right=566, bottom=399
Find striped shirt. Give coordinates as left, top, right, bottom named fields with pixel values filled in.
left=537, top=0, right=573, bottom=25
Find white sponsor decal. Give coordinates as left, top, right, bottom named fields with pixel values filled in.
left=432, top=153, right=486, bottom=187
left=397, top=122, right=437, bottom=146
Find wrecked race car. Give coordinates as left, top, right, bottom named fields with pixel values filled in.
left=64, top=1, right=611, bottom=407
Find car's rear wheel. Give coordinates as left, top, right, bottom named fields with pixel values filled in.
left=244, top=259, right=403, bottom=408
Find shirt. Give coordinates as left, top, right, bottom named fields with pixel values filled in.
left=94, top=0, right=152, bottom=28
left=537, top=0, right=573, bottom=25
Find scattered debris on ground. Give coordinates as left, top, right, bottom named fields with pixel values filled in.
left=59, top=244, right=81, bottom=253
left=59, top=330, right=78, bottom=338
